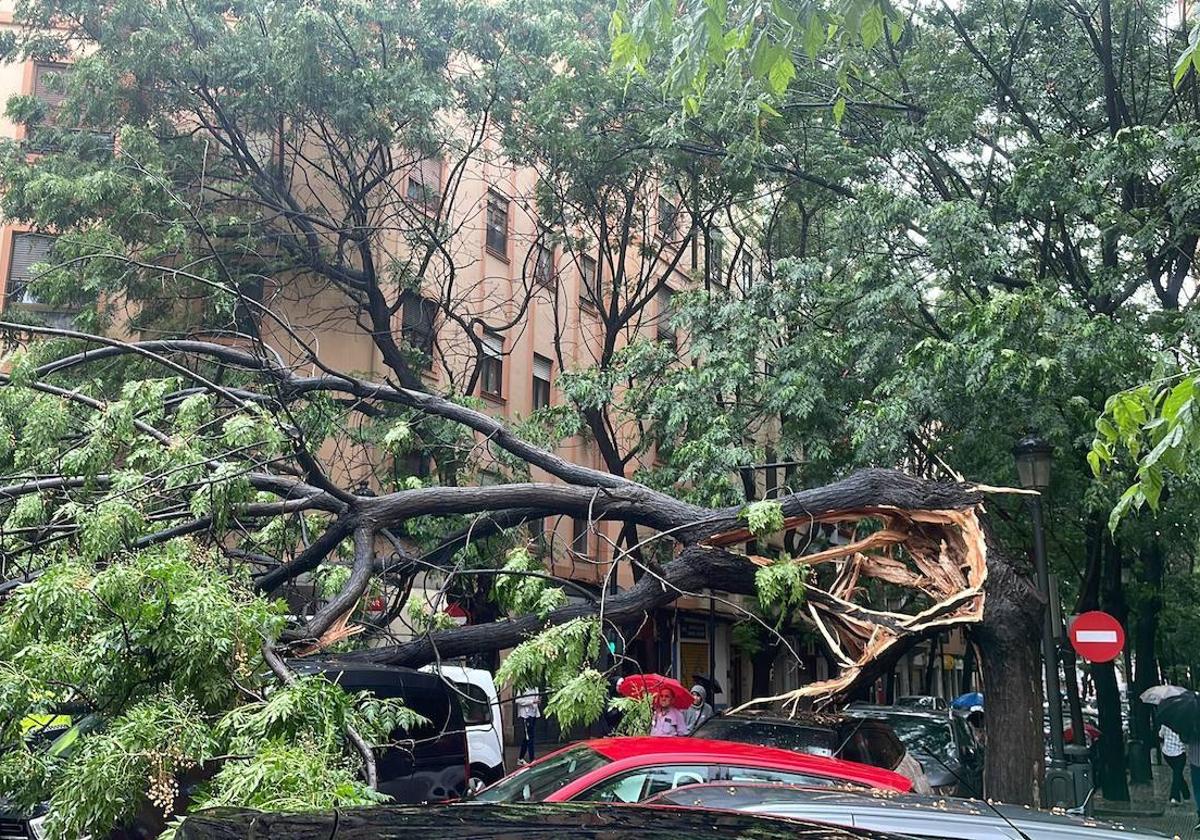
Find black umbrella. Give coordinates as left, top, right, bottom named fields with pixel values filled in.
left=1157, top=690, right=1200, bottom=741
left=692, top=674, right=724, bottom=698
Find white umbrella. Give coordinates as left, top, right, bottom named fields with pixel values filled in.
left=1140, top=685, right=1188, bottom=705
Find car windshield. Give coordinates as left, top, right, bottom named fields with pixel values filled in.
left=695, top=718, right=837, bottom=757
left=877, top=715, right=956, bottom=763
left=474, top=746, right=610, bottom=802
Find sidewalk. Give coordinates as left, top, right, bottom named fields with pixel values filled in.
left=1094, top=762, right=1194, bottom=837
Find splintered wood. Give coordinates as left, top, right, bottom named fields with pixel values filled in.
left=710, top=505, right=988, bottom=713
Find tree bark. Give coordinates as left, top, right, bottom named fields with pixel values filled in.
left=970, top=526, right=1045, bottom=806
left=1128, top=541, right=1163, bottom=784
left=1093, top=534, right=1130, bottom=800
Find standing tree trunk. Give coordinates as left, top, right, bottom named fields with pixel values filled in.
left=1128, top=542, right=1162, bottom=784
left=971, top=532, right=1045, bottom=806
left=1092, top=535, right=1131, bottom=800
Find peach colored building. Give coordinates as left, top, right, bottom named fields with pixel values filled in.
left=0, top=22, right=853, bottom=714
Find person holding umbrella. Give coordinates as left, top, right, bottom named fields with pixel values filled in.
left=618, top=674, right=694, bottom=736
left=650, top=687, right=688, bottom=736
left=1159, top=723, right=1189, bottom=805
left=1155, top=689, right=1200, bottom=827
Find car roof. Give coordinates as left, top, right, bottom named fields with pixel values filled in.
left=580, top=737, right=910, bottom=790
left=173, top=801, right=905, bottom=840
left=845, top=705, right=949, bottom=721
left=713, top=709, right=853, bottom=727
left=649, top=784, right=1170, bottom=839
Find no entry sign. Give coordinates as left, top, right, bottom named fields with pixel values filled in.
left=1068, top=611, right=1125, bottom=663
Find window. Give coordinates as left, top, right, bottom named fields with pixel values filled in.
left=706, top=230, right=724, bottom=283
left=576, top=765, right=713, bottom=803
left=724, top=766, right=859, bottom=788
left=406, top=157, right=441, bottom=210
left=533, top=244, right=555, bottom=286
left=27, top=62, right=111, bottom=154
left=528, top=517, right=545, bottom=545
left=580, top=254, right=599, bottom=307
left=396, top=450, right=431, bottom=481
left=453, top=682, right=493, bottom=726
left=32, top=62, right=68, bottom=123
left=656, top=286, right=676, bottom=348
left=401, top=292, right=438, bottom=370
left=532, top=354, right=552, bottom=410
left=7, top=232, right=55, bottom=307
left=480, top=329, right=503, bottom=397
left=739, top=254, right=754, bottom=293
left=485, top=190, right=510, bottom=258
left=474, top=746, right=610, bottom=803
left=694, top=718, right=838, bottom=757
left=571, top=517, right=589, bottom=555
left=657, top=195, right=678, bottom=242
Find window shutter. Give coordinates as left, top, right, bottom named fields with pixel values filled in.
left=8, top=233, right=55, bottom=302
left=533, top=355, right=552, bottom=381
left=33, top=63, right=69, bottom=111
left=482, top=330, right=503, bottom=357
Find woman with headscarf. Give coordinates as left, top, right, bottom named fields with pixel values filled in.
left=684, top=685, right=714, bottom=734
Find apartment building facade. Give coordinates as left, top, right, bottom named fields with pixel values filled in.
left=0, top=11, right=854, bottom=713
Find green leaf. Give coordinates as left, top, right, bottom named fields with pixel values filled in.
left=742, top=499, right=785, bottom=536
left=832, top=96, right=847, bottom=125
left=860, top=4, right=885, bottom=50
left=767, top=51, right=796, bottom=96
left=1161, top=377, right=1195, bottom=422
left=803, top=15, right=825, bottom=59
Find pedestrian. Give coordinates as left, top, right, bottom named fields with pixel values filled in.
left=649, top=687, right=686, bottom=736
left=684, top=685, right=713, bottom=734
left=1188, top=732, right=1200, bottom=829
left=515, top=687, right=541, bottom=765
left=1160, top=723, right=1190, bottom=805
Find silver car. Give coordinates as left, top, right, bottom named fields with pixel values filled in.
left=646, top=783, right=1168, bottom=840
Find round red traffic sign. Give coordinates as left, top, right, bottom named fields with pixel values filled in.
left=1068, top=611, right=1125, bottom=663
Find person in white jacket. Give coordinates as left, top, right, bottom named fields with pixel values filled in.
left=515, top=688, right=541, bottom=765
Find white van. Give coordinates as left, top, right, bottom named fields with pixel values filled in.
left=421, top=664, right=505, bottom=788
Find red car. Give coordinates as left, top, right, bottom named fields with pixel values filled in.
left=473, top=737, right=912, bottom=804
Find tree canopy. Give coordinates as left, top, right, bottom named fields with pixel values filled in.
left=1, top=0, right=1199, bottom=828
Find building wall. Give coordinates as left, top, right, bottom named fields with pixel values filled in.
left=0, top=27, right=781, bottom=705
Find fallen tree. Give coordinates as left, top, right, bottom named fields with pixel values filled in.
left=0, top=324, right=1043, bottom=826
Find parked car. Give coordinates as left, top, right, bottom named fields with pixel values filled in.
left=421, top=663, right=505, bottom=787
left=895, top=695, right=949, bottom=712
left=291, top=660, right=470, bottom=803
left=647, top=783, right=1172, bottom=840
left=693, top=709, right=932, bottom=792
left=174, top=801, right=908, bottom=840
left=843, top=705, right=982, bottom=797
left=472, top=736, right=912, bottom=805
left=0, top=661, right=469, bottom=839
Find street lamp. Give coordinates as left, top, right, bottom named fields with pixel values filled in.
left=1013, top=434, right=1053, bottom=491
left=1013, top=432, right=1071, bottom=804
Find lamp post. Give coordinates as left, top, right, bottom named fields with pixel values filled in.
left=1013, top=433, right=1070, bottom=794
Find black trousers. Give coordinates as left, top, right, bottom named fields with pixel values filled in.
left=519, top=716, right=537, bottom=762
left=1166, top=753, right=1189, bottom=802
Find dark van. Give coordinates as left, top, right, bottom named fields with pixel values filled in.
left=0, top=662, right=469, bottom=839
left=291, top=660, right=470, bottom=803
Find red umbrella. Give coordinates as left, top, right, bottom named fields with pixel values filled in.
left=618, top=674, right=694, bottom=709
